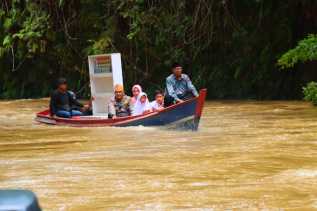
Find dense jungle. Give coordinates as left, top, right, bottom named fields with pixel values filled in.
left=1, top=0, right=317, bottom=99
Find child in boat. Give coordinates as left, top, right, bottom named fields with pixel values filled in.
left=132, top=92, right=152, bottom=116
left=150, top=90, right=165, bottom=111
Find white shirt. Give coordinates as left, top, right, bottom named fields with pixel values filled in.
left=150, top=101, right=164, bottom=111
left=132, top=101, right=151, bottom=116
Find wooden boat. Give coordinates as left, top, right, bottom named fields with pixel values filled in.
left=35, top=89, right=207, bottom=130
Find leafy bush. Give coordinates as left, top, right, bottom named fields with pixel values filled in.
left=278, top=34, right=317, bottom=69
left=303, top=82, right=317, bottom=105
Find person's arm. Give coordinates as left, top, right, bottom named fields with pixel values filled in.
left=108, top=100, right=116, bottom=118
left=166, top=77, right=180, bottom=101
left=68, top=92, right=83, bottom=108
left=129, top=98, right=134, bottom=115
left=185, top=75, right=199, bottom=97
left=49, top=92, right=57, bottom=116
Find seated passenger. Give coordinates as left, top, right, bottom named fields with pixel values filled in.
left=132, top=92, right=152, bottom=116
left=108, top=84, right=131, bottom=119
left=130, top=84, right=142, bottom=106
left=165, top=63, right=199, bottom=106
left=150, top=90, right=165, bottom=111
left=50, top=78, right=89, bottom=118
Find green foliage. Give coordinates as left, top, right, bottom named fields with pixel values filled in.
left=303, top=82, right=317, bottom=105
left=278, top=34, right=317, bottom=69
left=0, top=0, right=317, bottom=99
left=0, top=3, right=49, bottom=56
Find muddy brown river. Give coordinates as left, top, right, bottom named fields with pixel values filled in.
left=0, top=99, right=317, bottom=210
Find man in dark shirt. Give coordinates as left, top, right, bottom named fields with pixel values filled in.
left=165, top=63, right=199, bottom=106
left=50, top=78, right=89, bottom=118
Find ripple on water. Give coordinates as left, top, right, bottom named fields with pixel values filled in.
left=268, top=168, right=317, bottom=184
left=293, top=169, right=317, bottom=178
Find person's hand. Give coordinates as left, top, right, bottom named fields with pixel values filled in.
left=176, top=99, right=184, bottom=103
left=112, top=116, right=117, bottom=119
left=52, top=115, right=57, bottom=118
left=143, top=109, right=152, bottom=114
left=86, top=97, right=94, bottom=107
left=80, top=105, right=89, bottom=112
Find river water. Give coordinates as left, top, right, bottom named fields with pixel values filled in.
left=0, top=99, right=317, bottom=210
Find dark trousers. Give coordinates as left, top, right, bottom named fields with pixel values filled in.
left=164, top=95, right=175, bottom=107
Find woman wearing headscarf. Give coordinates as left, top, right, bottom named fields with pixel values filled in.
left=132, top=92, right=152, bottom=116
left=130, top=84, right=142, bottom=106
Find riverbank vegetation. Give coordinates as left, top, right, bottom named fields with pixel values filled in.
left=302, top=82, right=317, bottom=105
left=278, top=34, right=317, bottom=70
left=1, top=0, right=317, bottom=99
left=278, top=34, right=317, bottom=105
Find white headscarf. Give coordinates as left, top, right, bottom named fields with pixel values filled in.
left=130, top=84, right=143, bottom=106
left=132, top=92, right=151, bottom=116
left=132, top=84, right=142, bottom=97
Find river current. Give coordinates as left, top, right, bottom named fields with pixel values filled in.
left=0, top=99, right=316, bottom=210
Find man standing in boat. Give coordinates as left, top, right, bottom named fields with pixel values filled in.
left=108, top=84, right=132, bottom=119
left=165, top=63, right=199, bottom=106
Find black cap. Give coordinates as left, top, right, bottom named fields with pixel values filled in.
left=171, top=62, right=182, bottom=69
left=57, top=77, right=67, bottom=86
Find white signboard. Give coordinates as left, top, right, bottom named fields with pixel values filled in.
left=88, top=53, right=123, bottom=116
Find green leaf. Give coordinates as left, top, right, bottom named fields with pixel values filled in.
left=13, top=33, right=24, bottom=39
left=3, top=18, right=13, bottom=30
left=2, top=36, right=12, bottom=46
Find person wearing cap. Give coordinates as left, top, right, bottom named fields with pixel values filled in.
left=49, top=78, right=89, bottom=118
left=165, top=62, right=199, bottom=106
left=108, top=84, right=132, bottom=119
